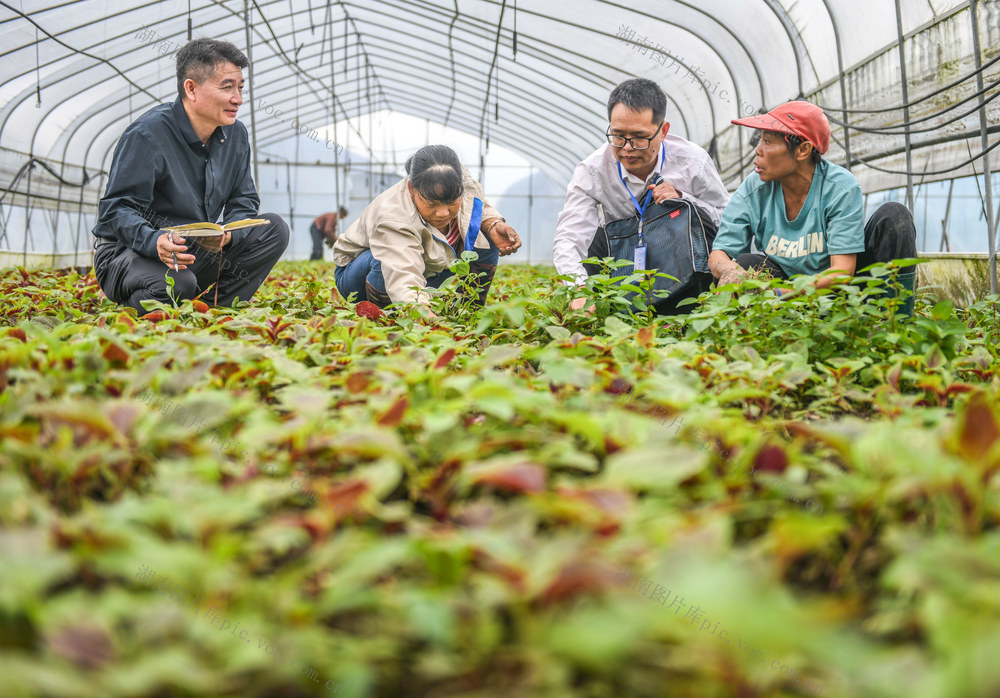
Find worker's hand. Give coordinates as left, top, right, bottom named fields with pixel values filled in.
left=647, top=179, right=682, bottom=204
left=157, top=232, right=195, bottom=270
left=487, top=222, right=522, bottom=256
left=718, top=264, right=748, bottom=287
left=569, top=296, right=595, bottom=314
left=199, top=231, right=231, bottom=254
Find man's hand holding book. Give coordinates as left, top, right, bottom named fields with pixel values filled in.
left=157, top=219, right=269, bottom=271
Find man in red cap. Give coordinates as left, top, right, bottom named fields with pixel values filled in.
left=708, top=101, right=915, bottom=291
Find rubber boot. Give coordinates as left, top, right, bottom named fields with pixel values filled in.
left=365, top=280, right=392, bottom=308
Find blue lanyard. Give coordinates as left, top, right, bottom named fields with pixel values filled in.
left=465, top=197, right=483, bottom=252
left=617, top=143, right=665, bottom=246
left=616, top=143, right=666, bottom=221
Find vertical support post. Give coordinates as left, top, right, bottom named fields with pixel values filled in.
left=527, top=166, right=534, bottom=264
left=940, top=178, right=955, bottom=253
left=74, top=173, right=87, bottom=269
left=921, top=180, right=928, bottom=251
left=23, top=159, right=33, bottom=267
left=894, top=0, right=915, bottom=213
left=834, top=40, right=851, bottom=170
left=970, top=0, right=997, bottom=293
left=244, top=0, right=260, bottom=190
left=331, top=20, right=341, bottom=221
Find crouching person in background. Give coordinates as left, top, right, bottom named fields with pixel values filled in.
left=333, top=145, right=521, bottom=309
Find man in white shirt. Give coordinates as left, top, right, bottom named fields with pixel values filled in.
left=553, top=78, right=729, bottom=309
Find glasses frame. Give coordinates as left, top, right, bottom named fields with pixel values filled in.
left=605, top=122, right=664, bottom=151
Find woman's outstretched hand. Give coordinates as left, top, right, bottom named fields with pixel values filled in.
left=487, top=222, right=522, bottom=256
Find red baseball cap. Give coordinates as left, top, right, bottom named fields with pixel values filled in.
left=732, top=101, right=830, bottom=155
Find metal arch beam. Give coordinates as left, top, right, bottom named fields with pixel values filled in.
left=254, top=51, right=593, bottom=176
left=463, top=0, right=727, bottom=137
left=185, top=6, right=699, bottom=164
left=192, top=35, right=609, bottom=166
left=330, top=0, right=707, bottom=138
left=257, top=77, right=584, bottom=178
left=819, top=0, right=852, bottom=170
left=328, top=0, right=702, bottom=142
left=204, top=0, right=380, bottom=158
left=253, top=43, right=602, bottom=155
left=437, top=0, right=769, bottom=176
left=0, top=1, right=163, bottom=159
left=1, top=5, right=256, bottom=182
left=0, top=0, right=623, bottom=165
left=758, top=0, right=815, bottom=98
left=308, top=83, right=583, bottom=182
left=5, top=0, right=747, bottom=177
left=252, top=29, right=636, bottom=133
left=597, top=0, right=768, bottom=118
left=800, top=3, right=970, bottom=100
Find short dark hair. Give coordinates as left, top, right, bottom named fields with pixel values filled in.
left=769, top=130, right=823, bottom=164
left=175, top=38, right=249, bottom=100
left=405, top=145, right=464, bottom=203
left=607, top=78, right=667, bottom=125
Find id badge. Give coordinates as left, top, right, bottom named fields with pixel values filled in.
left=634, top=244, right=647, bottom=271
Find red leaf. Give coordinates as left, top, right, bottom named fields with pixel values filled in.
left=472, top=548, right=526, bottom=592
left=5, top=327, right=26, bottom=342
left=472, top=463, right=546, bottom=494
left=140, top=310, right=165, bottom=322
left=116, top=312, right=137, bottom=330
left=192, top=300, right=210, bottom=313
left=377, top=396, right=409, bottom=427
left=557, top=487, right=631, bottom=516
left=538, top=561, right=615, bottom=604
left=426, top=459, right=462, bottom=520
left=345, top=373, right=371, bottom=394
left=101, top=341, right=129, bottom=365
left=356, top=301, right=384, bottom=320
left=957, top=393, right=1000, bottom=463
left=434, top=348, right=456, bottom=370
left=325, top=479, right=369, bottom=518
left=636, top=325, right=654, bottom=348
left=754, top=444, right=788, bottom=473
left=887, top=362, right=902, bottom=390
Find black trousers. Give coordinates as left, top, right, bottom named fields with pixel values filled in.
left=733, top=202, right=917, bottom=279
left=309, top=223, right=326, bottom=261
left=94, top=213, right=289, bottom=314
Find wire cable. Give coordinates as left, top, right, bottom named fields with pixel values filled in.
left=823, top=77, right=1000, bottom=135
left=812, top=51, right=1000, bottom=115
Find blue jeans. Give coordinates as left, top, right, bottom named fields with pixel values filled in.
left=334, top=240, right=500, bottom=307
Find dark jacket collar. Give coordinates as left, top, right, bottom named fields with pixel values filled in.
left=171, top=97, right=228, bottom=146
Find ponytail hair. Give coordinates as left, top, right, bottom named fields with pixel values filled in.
left=405, top=145, right=464, bottom=203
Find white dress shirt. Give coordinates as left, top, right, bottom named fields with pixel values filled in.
left=553, top=134, right=730, bottom=283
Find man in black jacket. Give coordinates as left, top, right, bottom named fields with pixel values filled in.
left=92, top=38, right=288, bottom=313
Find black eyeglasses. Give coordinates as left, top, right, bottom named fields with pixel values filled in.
left=606, top=123, right=663, bottom=150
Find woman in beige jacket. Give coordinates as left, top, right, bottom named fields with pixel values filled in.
left=333, top=145, right=522, bottom=308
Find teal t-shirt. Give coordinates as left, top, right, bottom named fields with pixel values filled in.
left=712, top=160, right=865, bottom=277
